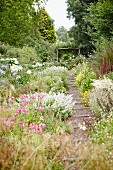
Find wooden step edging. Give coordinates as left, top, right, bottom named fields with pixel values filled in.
left=73, top=114, right=95, bottom=118
left=73, top=107, right=90, bottom=111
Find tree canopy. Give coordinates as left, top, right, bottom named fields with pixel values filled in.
left=85, top=0, right=113, bottom=42
left=56, top=26, right=69, bottom=42
left=0, top=0, right=48, bottom=46
left=66, top=0, right=113, bottom=56
left=66, top=0, right=95, bottom=56
left=36, top=8, right=56, bottom=43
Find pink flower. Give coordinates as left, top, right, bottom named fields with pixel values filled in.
left=19, top=121, right=28, bottom=128
left=38, top=93, right=46, bottom=98
left=37, top=106, right=44, bottom=112
left=16, top=107, right=28, bottom=113
left=8, top=116, right=15, bottom=121
left=30, top=94, right=36, bottom=100
left=20, top=101, right=29, bottom=106
left=19, top=94, right=27, bottom=99
left=28, top=122, right=46, bottom=135
left=1, top=118, right=15, bottom=131
left=5, top=119, right=15, bottom=126
left=39, top=123, right=46, bottom=128
left=0, top=117, right=6, bottom=121
left=8, top=96, right=15, bottom=103
left=1, top=136, right=6, bottom=141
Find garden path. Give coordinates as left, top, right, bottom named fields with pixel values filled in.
left=58, top=75, right=95, bottom=170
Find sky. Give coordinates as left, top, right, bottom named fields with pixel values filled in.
left=45, top=0, right=74, bottom=30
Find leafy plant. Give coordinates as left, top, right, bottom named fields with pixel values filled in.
left=89, top=77, right=113, bottom=117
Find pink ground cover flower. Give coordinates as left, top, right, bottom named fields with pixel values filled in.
left=8, top=96, right=15, bottom=103
left=0, top=117, right=6, bottom=121
left=19, top=121, right=28, bottom=128
left=1, top=136, right=7, bottom=141
left=30, top=94, right=37, bottom=100
left=19, top=94, right=27, bottom=99
left=5, top=120, right=15, bottom=126
left=28, top=122, right=46, bottom=134
left=37, top=106, right=44, bottom=112
left=20, top=101, right=29, bottom=106
left=38, top=93, right=46, bottom=98
left=1, top=117, right=15, bottom=131
left=16, top=107, right=28, bottom=113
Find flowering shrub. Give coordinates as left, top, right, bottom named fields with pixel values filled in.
left=74, top=62, right=97, bottom=106
left=17, top=92, right=74, bottom=119
left=89, top=77, right=113, bottom=116
left=40, top=66, right=69, bottom=93
left=0, top=63, right=69, bottom=105
left=0, top=91, right=73, bottom=138
left=42, top=93, right=74, bottom=119
left=81, top=89, right=91, bottom=106
left=91, top=115, right=113, bottom=143
left=0, top=57, right=19, bottom=65
left=42, top=66, right=67, bottom=74
left=0, top=91, right=71, bottom=169
left=75, top=63, right=97, bottom=92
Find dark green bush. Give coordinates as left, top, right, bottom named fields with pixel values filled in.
left=6, top=46, right=39, bottom=64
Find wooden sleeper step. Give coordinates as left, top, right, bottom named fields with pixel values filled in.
left=73, top=114, right=95, bottom=118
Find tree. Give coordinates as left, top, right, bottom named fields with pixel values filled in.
left=0, top=0, right=47, bottom=46
left=85, top=0, right=113, bottom=42
left=36, top=8, right=56, bottom=43
left=56, top=26, right=70, bottom=42
left=66, top=0, right=97, bottom=56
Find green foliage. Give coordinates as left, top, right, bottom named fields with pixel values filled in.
left=106, top=72, right=113, bottom=80
left=74, top=62, right=97, bottom=92
left=91, top=115, right=113, bottom=143
left=6, top=46, right=38, bottom=64
left=0, top=0, right=33, bottom=45
left=56, top=26, right=70, bottom=42
left=37, top=8, right=56, bottom=43
left=74, top=62, right=97, bottom=105
left=89, top=78, right=113, bottom=117
left=79, top=114, right=113, bottom=170
left=78, top=141, right=113, bottom=170
left=67, top=0, right=113, bottom=56
left=0, top=42, right=10, bottom=55
left=10, top=36, right=56, bottom=62
left=41, top=66, right=69, bottom=93
left=66, top=0, right=95, bottom=56
left=0, top=40, right=56, bottom=64
left=85, top=0, right=113, bottom=42
left=0, top=0, right=48, bottom=46
left=91, top=38, right=113, bottom=77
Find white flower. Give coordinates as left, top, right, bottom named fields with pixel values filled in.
left=0, top=58, right=19, bottom=64
left=42, top=66, right=68, bottom=75
left=32, top=62, right=42, bottom=67
left=92, top=77, right=113, bottom=90
left=78, top=123, right=86, bottom=130
left=14, top=59, right=19, bottom=64
left=10, top=64, right=22, bottom=72
left=26, top=70, right=32, bottom=74
left=42, top=92, right=74, bottom=118
left=16, top=75, right=21, bottom=80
